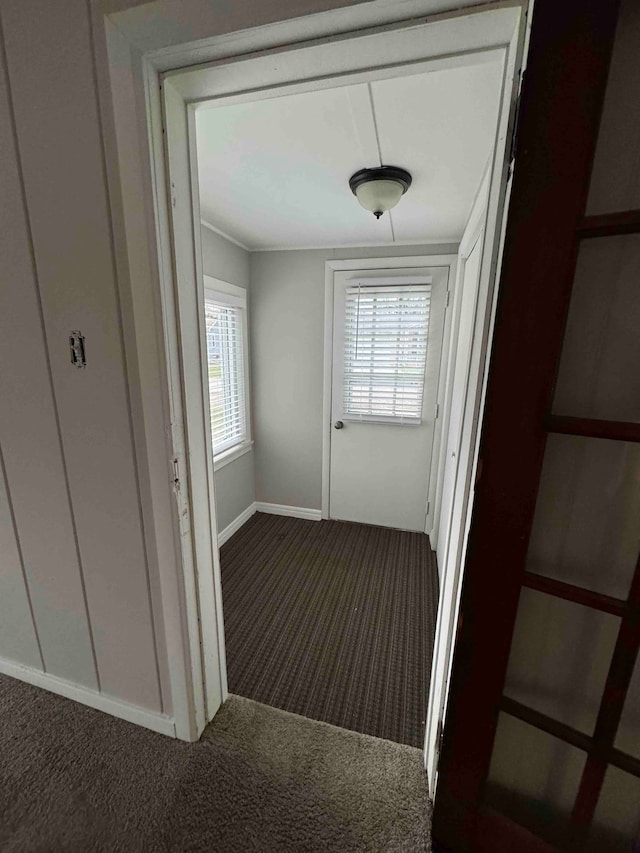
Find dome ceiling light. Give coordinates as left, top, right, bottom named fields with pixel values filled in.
left=349, top=166, right=412, bottom=219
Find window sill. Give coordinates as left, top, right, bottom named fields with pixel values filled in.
left=213, top=440, right=254, bottom=472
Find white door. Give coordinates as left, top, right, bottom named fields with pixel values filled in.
left=436, top=235, right=483, bottom=558
left=425, top=223, right=485, bottom=788
left=329, top=266, right=448, bottom=531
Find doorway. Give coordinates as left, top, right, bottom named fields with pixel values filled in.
left=184, top=42, right=506, bottom=757
left=122, top=0, right=528, bottom=779
left=327, top=263, right=450, bottom=532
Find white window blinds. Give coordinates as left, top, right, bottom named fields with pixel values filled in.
left=205, top=293, right=247, bottom=455
left=343, top=283, right=431, bottom=422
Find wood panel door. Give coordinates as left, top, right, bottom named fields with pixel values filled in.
left=432, top=1, right=640, bottom=850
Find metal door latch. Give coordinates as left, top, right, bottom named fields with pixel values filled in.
left=70, top=331, right=86, bottom=368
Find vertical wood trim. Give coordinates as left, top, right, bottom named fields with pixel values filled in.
left=571, top=556, right=640, bottom=835
left=433, top=1, right=622, bottom=848
left=141, top=47, right=203, bottom=740
left=187, top=102, right=228, bottom=714
left=85, top=0, right=164, bottom=712
left=593, top=562, right=640, bottom=746
left=161, top=78, right=218, bottom=733
left=96, top=16, right=188, bottom=725
left=321, top=263, right=334, bottom=520
left=570, top=758, right=606, bottom=844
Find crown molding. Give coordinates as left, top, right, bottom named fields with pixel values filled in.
left=200, top=218, right=251, bottom=252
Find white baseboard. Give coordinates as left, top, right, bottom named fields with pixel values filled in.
left=216, top=501, right=322, bottom=547
left=0, top=657, right=176, bottom=737
left=217, top=502, right=257, bottom=546
left=255, top=501, right=322, bottom=521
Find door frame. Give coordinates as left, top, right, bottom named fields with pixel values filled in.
left=96, top=0, right=529, bottom=750
left=322, top=255, right=457, bottom=533
left=431, top=164, right=489, bottom=554
left=424, top=167, right=489, bottom=791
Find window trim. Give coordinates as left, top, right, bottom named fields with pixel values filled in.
left=212, top=439, right=254, bottom=472
left=203, top=275, right=252, bottom=464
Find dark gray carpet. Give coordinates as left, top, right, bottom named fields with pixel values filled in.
left=0, top=673, right=430, bottom=852
left=220, top=513, right=438, bottom=748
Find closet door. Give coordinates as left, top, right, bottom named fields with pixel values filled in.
left=433, top=1, right=640, bottom=850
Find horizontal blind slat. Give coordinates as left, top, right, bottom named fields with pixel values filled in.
left=205, top=298, right=247, bottom=453
left=343, top=283, right=431, bottom=420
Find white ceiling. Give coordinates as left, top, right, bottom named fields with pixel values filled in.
left=195, top=60, right=503, bottom=251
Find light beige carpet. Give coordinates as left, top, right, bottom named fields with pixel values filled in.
left=0, top=673, right=431, bottom=851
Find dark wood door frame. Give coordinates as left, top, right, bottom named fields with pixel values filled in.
left=432, top=1, right=623, bottom=850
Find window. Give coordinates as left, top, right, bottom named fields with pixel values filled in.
left=343, top=281, right=432, bottom=423
left=204, top=277, right=251, bottom=465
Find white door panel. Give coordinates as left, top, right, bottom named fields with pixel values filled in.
left=425, top=222, right=485, bottom=789
left=436, top=236, right=482, bottom=559
left=329, top=266, right=448, bottom=530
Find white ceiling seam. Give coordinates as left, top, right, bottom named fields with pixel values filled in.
left=195, top=60, right=503, bottom=250
left=346, top=84, right=382, bottom=170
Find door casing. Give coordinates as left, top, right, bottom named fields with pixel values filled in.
left=97, top=0, right=530, bottom=766
left=425, top=171, right=489, bottom=793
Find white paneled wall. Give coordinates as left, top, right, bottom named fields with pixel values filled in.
left=0, top=459, right=42, bottom=672
left=0, top=30, right=98, bottom=687
left=0, top=0, right=170, bottom=729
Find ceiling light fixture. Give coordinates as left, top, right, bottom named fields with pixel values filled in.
left=349, top=166, right=412, bottom=219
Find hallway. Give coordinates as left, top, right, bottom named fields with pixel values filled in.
left=220, top=512, right=439, bottom=747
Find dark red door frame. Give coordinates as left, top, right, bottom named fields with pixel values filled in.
left=432, top=1, right=622, bottom=850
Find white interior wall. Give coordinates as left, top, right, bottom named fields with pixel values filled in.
left=200, top=226, right=256, bottom=531
left=0, top=0, right=172, bottom=731
left=0, top=39, right=73, bottom=677
left=249, top=244, right=457, bottom=511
